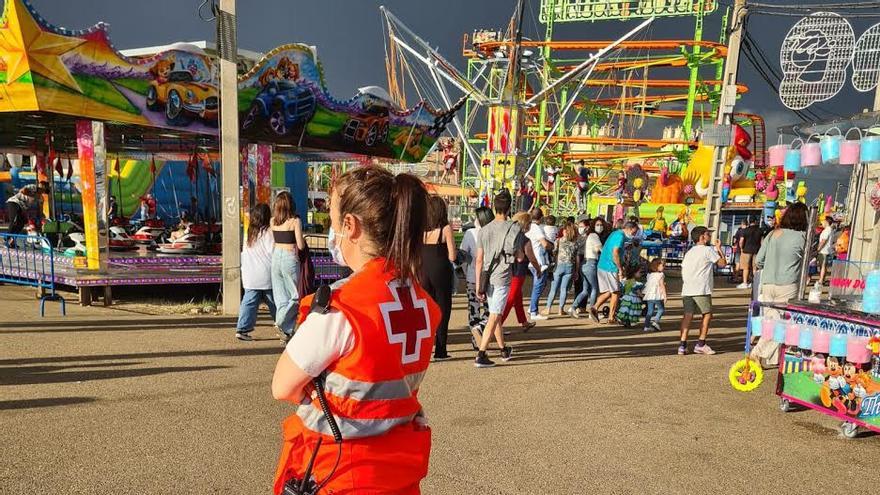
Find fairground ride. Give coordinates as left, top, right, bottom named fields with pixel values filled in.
left=383, top=0, right=767, bottom=220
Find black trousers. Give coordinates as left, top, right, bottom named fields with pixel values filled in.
left=5, top=202, right=26, bottom=235
left=421, top=260, right=453, bottom=358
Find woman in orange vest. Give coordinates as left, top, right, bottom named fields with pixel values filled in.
left=271, top=166, right=440, bottom=495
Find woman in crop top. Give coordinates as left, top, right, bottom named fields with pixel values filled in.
left=271, top=191, right=306, bottom=343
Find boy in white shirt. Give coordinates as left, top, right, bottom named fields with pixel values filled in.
left=526, top=210, right=553, bottom=320
left=543, top=215, right=559, bottom=244
left=678, top=226, right=727, bottom=355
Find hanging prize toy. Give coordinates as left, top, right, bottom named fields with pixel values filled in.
left=870, top=181, right=880, bottom=212
left=632, top=177, right=644, bottom=204
left=721, top=174, right=731, bottom=204
left=729, top=302, right=764, bottom=392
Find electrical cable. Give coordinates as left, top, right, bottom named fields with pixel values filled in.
left=748, top=1, right=880, bottom=10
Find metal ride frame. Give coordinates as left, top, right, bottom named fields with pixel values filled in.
left=380, top=1, right=764, bottom=221
left=449, top=0, right=755, bottom=215
left=0, top=233, right=66, bottom=316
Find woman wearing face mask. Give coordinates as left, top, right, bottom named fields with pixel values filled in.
left=570, top=218, right=602, bottom=320
left=594, top=217, right=609, bottom=243
left=271, top=167, right=440, bottom=495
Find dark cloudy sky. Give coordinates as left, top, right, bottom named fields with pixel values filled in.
left=30, top=0, right=875, bottom=196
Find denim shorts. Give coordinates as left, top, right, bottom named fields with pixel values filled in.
left=487, top=283, right=510, bottom=315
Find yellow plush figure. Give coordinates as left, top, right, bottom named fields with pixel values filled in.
left=680, top=145, right=713, bottom=198
left=795, top=181, right=808, bottom=203
left=647, top=207, right=668, bottom=233
left=633, top=177, right=644, bottom=203
left=680, top=143, right=757, bottom=202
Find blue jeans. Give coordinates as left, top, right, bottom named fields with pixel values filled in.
left=271, top=248, right=300, bottom=335
left=573, top=259, right=599, bottom=309
left=529, top=265, right=549, bottom=314
left=236, top=289, right=276, bottom=332
left=645, top=300, right=665, bottom=326
left=545, top=263, right=574, bottom=311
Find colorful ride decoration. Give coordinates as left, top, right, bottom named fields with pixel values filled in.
left=0, top=0, right=457, bottom=163
left=681, top=124, right=760, bottom=204
left=455, top=0, right=748, bottom=215
left=650, top=164, right=683, bottom=204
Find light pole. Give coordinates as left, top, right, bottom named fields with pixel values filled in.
left=216, top=0, right=241, bottom=315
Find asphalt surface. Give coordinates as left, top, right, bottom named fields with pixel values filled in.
left=1, top=279, right=877, bottom=494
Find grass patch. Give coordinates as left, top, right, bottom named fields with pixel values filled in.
left=115, top=77, right=151, bottom=95
left=311, top=106, right=347, bottom=127
left=33, top=73, right=139, bottom=114
left=0, top=70, right=32, bottom=84
left=118, top=297, right=222, bottom=316
left=238, top=87, right=258, bottom=111
left=781, top=372, right=822, bottom=404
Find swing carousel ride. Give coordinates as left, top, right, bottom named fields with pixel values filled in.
left=385, top=0, right=790, bottom=231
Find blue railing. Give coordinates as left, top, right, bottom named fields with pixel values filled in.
left=0, top=233, right=66, bottom=316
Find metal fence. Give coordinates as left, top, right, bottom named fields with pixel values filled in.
left=0, top=233, right=66, bottom=316
left=304, top=234, right=352, bottom=285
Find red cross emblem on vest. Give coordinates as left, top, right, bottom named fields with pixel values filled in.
left=379, top=281, right=432, bottom=364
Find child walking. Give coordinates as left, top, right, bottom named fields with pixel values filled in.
left=616, top=265, right=645, bottom=328
left=642, top=258, right=667, bottom=332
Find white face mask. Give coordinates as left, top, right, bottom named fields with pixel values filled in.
left=578, top=226, right=586, bottom=235
left=328, top=227, right=347, bottom=267
left=595, top=224, right=604, bottom=233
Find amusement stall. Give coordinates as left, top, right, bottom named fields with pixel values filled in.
left=0, top=0, right=456, bottom=304
left=729, top=12, right=880, bottom=438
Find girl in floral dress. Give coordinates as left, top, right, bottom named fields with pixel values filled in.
left=616, top=265, right=645, bottom=328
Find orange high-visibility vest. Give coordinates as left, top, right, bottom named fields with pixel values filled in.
left=274, top=258, right=440, bottom=495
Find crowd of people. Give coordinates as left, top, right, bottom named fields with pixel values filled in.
left=457, top=190, right=737, bottom=366
left=238, top=179, right=827, bottom=372
left=220, top=171, right=835, bottom=492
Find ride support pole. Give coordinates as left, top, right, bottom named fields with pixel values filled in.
left=704, top=0, right=747, bottom=237
left=218, top=0, right=242, bottom=315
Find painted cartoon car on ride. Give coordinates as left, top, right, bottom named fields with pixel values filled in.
left=146, top=71, right=219, bottom=126
left=241, top=80, right=317, bottom=136
left=342, top=93, right=390, bottom=147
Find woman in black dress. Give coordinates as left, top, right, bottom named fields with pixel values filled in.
left=421, top=196, right=457, bottom=360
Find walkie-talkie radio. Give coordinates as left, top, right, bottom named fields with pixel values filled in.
left=282, top=285, right=342, bottom=495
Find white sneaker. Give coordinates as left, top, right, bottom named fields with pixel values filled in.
left=693, top=344, right=716, bottom=355
left=568, top=306, right=580, bottom=319
left=529, top=313, right=548, bottom=321
left=736, top=283, right=750, bottom=289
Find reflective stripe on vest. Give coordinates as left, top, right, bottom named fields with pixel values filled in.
left=292, top=259, right=438, bottom=441
left=324, top=371, right=426, bottom=401
left=298, top=403, right=417, bottom=439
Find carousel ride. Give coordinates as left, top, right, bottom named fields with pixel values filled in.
left=0, top=0, right=459, bottom=293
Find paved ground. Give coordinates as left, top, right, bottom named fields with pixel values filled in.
left=1, top=278, right=877, bottom=494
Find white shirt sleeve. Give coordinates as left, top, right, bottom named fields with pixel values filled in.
left=285, top=309, right=356, bottom=377
left=526, top=223, right=546, bottom=244
left=705, top=246, right=721, bottom=264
